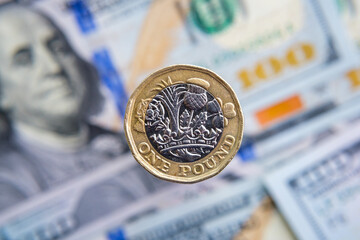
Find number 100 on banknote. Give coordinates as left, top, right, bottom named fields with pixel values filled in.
left=61, top=0, right=355, bottom=151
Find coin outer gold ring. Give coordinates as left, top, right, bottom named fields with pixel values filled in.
left=124, top=65, right=244, bottom=183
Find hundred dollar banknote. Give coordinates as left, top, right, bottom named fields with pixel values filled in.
left=252, top=0, right=360, bottom=170
left=69, top=111, right=360, bottom=240
left=0, top=152, right=248, bottom=240
left=64, top=118, right=360, bottom=240
left=0, top=6, right=177, bottom=240
left=0, top=5, right=252, bottom=240
left=33, top=0, right=357, bottom=161
left=0, top=2, right=359, bottom=240
left=0, top=154, right=165, bottom=240
left=265, top=122, right=360, bottom=240
left=90, top=180, right=265, bottom=240
left=250, top=0, right=360, bottom=170
left=64, top=181, right=295, bottom=240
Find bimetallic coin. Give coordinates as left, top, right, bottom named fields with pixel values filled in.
left=125, top=65, right=243, bottom=183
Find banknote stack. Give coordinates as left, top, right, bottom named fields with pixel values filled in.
left=0, top=0, right=360, bottom=239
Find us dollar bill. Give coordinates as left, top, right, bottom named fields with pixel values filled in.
left=64, top=117, right=360, bottom=240
left=81, top=182, right=295, bottom=240
left=265, top=122, right=360, bottom=240
left=96, top=180, right=265, bottom=240
left=69, top=192, right=295, bottom=240
left=66, top=186, right=295, bottom=240
left=251, top=0, right=360, bottom=171
left=0, top=153, right=247, bottom=240
left=1, top=2, right=359, bottom=240
left=0, top=155, right=165, bottom=240
left=256, top=0, right=360, bottom=169
left=34, top=0, right=357, bottom=161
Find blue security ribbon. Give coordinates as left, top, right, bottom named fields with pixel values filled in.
left=93, top=49, right=128, bottom=118
left=68, top=0, right=96, bottom=34
left=107, top=228, right=126, bottom=240
left=237, top=137, right=256, bottom=161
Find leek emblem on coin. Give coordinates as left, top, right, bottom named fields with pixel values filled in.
left=125, top=65, right=243, bottom=183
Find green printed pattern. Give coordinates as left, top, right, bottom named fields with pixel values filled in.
left=191, top=0, right=237, bottom=34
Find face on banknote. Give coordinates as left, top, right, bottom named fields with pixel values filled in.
left=0, top=3, right=174, bottom=240
left=0, top=3, right=136, bottom=212
left=33, top=0, right=360, bottom=164
left=0, top=1, right=360, bottom=240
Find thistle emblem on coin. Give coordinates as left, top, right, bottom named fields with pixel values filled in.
left=145, top=79, right=224, bottom=162
left=125, top=65, right=243, bottom=183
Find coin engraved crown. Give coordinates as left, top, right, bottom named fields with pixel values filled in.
left=144, top=78, right=224, bottom=162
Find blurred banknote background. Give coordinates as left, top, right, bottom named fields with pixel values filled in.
left=0, top=0, right=360, bottom=239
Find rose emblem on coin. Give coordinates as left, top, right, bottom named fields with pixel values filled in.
left=125, top=65, right=243, bottom=183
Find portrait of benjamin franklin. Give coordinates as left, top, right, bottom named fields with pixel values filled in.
left=0, top=4, right=166, bottom=217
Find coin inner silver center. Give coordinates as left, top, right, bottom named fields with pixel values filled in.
left=145, top=83, right=224, bottom=163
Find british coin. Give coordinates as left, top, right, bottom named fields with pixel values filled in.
left=124, top=65, right=243, bottom=183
